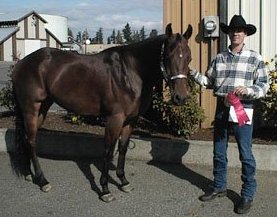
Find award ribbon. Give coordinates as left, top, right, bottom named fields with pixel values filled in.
left=227, top=92, right=250, bottom=126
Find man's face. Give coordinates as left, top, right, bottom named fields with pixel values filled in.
left=228, top=28, right=247, bottom=46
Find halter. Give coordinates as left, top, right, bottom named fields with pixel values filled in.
left=160, top=43, right=187, bottom=83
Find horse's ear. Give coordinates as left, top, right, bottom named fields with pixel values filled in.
left=183, top=24, right=193, bottom=40
left=165, top=23, right=173, bottom=37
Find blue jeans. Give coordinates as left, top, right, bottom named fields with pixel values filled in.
left=213, top=100, right=257, bottom=200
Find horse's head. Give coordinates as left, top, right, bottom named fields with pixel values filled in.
left=161, top=23, right=193, bottom=105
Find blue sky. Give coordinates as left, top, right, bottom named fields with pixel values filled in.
left=0, top=0, right=163, bottom=39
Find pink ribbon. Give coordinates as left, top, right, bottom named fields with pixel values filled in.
left=227, top=92, right=250, bottom=126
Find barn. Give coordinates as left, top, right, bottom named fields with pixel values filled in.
left=0, top=11, right=63, bottom=61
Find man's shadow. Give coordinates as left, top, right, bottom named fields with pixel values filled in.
left=148, top=139, right=241, bottom=208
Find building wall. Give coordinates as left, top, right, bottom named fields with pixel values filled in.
left=38, top=18, right=47, bottom=40
left=40, top=14, right=68, bottom=43
left=16, top=39, right=25, bottom=59
left=3, top=37, right=13, bottom=61
left=227, top=0, right=277, bottom=60
left=48, top=34, right=57, bottom=48
left=17, top=21, right=24, bottom=38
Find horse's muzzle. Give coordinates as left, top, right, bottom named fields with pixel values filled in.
left=173, top=93, right=187, bottom=105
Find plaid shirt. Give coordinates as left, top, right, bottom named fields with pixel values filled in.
left=191, top=45, right=269, bottom=99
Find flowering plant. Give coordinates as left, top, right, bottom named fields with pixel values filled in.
left=257, top=56, right=277, bottom=127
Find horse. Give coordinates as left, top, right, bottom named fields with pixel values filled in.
left=12, top=23, right=193, bottom=202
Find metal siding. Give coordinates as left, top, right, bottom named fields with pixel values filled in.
left=261, top=0, right=277, bottom=60
left=240, top=0, right=260, bottom=52
left=228, top=0, right=277, bottom=59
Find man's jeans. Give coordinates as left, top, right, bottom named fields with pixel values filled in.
left=213, top=100, right=257, bottom=200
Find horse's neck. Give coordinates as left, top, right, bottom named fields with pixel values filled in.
left=132, top=37, right=164, bottom=83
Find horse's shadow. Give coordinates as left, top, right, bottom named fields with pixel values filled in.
left=39, top=154, right=120, bottom=197
left=148, top=139, right=241, bottom=208
left=6, top=128, right=240, bottom=206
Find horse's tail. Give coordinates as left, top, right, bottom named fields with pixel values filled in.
left=10, top=83, right=28, bottom=177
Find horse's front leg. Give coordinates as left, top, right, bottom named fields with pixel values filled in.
left=117, top=124, right=134, bottom=193
left=100, top=114, right=125, bottom=202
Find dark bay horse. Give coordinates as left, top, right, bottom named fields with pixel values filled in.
left=12, top=23, right=193, bottom=202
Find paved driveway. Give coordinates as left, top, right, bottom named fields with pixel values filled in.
left=1, top=153, right=276, bottom=217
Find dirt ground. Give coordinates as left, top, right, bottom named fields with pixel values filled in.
left=0, top=112, right=276, bottom=145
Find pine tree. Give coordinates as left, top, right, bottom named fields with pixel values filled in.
left=140, top=26, right=146, bottom=41
left=149, top=29, right=158, bottom=38
left=116, top=30, right=123, bottom=44
left=122, top=23, right=132, bottom=44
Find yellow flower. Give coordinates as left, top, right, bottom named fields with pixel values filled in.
left=272, top=83, right=277, bottom=92
left=272, top=71, right=277, bottom=79
left=71, top=116, right=78, bottom=123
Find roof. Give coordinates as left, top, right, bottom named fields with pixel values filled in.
left=0, top=10, right=47, bottom=24
left=0, top=27, right=19, bottom=43
left=45, top=28, right=62, bottom=45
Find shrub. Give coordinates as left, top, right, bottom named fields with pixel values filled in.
left=0, top=65, right=15, bottom=112
left=256, top=56, right=277, bottom=127
left=151, top=79, right=205, bottom=137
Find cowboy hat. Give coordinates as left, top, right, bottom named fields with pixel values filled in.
left=220, top=15, right=256, bottom=36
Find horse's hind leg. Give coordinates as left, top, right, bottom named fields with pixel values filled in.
left=117, top=124, right=134, bottom=193
left=100, top=113, right=125, bottom=202
left=23, top=103, right=51, bottom=192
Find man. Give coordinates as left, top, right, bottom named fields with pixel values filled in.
left=190, top=15, right=269, bottom=214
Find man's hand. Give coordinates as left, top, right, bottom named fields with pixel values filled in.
left=189, top=69, right=198, bottom=76
left=233, top=86, right=248, bottom=96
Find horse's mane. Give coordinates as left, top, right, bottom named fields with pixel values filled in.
left=97, top=35, right=165, bottom=99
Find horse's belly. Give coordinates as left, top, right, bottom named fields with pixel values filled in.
left=52, top=96, right=101, bottom=116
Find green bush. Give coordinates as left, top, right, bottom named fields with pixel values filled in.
left=151, top=79, right=205, bottom=137
left=256, top=56, right=277, bottom=127
left=0, top=65, right=15, bottom=112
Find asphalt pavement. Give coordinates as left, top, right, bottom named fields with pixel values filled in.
left=1, top=152, right=276, bottom=217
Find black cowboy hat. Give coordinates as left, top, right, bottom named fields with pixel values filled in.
left=220, top=15, right=256, bottom=36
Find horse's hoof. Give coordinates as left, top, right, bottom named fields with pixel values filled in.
left=41, top=184, right=52, bottom=192
left=120, top=184, right=134, bottom=193
left=100, top=193, right=115, bottom=202
left=25, top=174, right=32, bottom=182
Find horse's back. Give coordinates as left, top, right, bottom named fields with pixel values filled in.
left=12, top=47, right=142, bottom=116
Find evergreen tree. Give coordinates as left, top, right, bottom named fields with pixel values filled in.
left=110, top=29, right=116, bottom=44
left=122, top=23, right=132, bottom=44
left=96, top=27, right=103, bottom=44
left=82, top=29, right=89, bottom=44
left=76, top=31, right=82, bottom=43
left=115, top=30, right=123, bottom=44
left=68, top=28, right=73, bottom=41
left=132, top=30, right=140, bottom=42
left=140, top=26, right=146, bottom=41
left=149, top=29, right=158, bottom=38
left=107, top=37, right=111, bottom=44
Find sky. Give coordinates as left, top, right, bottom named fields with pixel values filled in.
left=0, top=0, right=163, bottom=41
